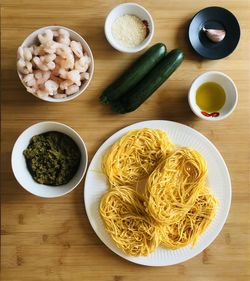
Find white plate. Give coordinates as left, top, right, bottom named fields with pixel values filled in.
left=84, top=120, right=231, bottom=266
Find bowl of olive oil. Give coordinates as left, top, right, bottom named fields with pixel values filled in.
left=188, top=71, right=238, bottom=121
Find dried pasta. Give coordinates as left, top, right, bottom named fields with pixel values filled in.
left=99, top=129, right=218, bottom=256
left=99, top=187, right=161, bottom=256
left=145, top=147, right=208, bottom=224
left=102, top=128, right=175, bottom=188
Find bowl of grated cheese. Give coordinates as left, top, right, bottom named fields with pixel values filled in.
left=105, top=3, right=154, bottom=53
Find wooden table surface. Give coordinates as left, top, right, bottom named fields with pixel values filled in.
left=1, top=0, right=250, bottom=280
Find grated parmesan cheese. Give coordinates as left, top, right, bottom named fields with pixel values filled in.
left=111, top=14, right=147, bottom=48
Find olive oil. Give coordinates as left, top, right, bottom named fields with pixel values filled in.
left=196, top=82, right=226, bottom=112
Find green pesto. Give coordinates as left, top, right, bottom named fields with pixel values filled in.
left=23, top=131, right=81, bottom=186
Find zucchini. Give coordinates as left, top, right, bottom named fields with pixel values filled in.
left=111, top=49, right=184, bottom=113
left=100, top=43, right=167, bottom=104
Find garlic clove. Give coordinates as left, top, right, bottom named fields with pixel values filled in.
left=202, top=27, right=226, bottom=43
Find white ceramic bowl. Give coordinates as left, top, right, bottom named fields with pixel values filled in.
left=188, top=71, right=238, bottom=121
left=11, top=121, right=88, bottom=198
left=105, top=3, right=154, bottom=53
left=17, top=26, right=94, bottom=102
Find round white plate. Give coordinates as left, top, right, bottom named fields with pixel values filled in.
left=84, top=120, right=231, bottom=266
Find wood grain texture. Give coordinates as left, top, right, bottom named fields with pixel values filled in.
left=1, top=0, right=250, bottom=280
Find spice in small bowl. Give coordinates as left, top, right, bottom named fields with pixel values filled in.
left=111, top=14, right=149, bottom=48
left=105, top=3, right=154, bottom=53
left=188, top=71, right=238, bottom=121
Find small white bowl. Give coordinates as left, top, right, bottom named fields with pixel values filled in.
left=188, top=71, right=238, bottom=121
left=17, top=26, right=94, bottom=102
left=105, top=3, right=154, bottom=53
left=11, top=121, right=88, bottom=198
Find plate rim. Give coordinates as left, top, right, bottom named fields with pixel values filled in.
left=83, top=120, right=232, bottom=266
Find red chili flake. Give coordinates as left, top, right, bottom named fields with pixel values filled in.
left=201, top=111, right=220, bottom=117
left=210, top=112, right=220, bottom=117
left=142, top=20, right=150, bottom=37
left=201, top=111, right=211, bottom=117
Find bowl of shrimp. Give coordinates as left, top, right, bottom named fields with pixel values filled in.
left=17, top=26, right=94, bottom=102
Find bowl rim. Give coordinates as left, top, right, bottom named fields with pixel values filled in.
left=188, top=71, right=238, bottom=121
left=104, top=2, right=154, bottom=53
left=17, top=25, right=94, bottom=103
left=11, top=121, right=88, bottom=198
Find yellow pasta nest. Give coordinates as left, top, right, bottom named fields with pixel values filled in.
left=99, top=187, right=161, bottom=256
left=160, top=187, right=217, bottom=249
left=99, top=128, right=217, bottom=256
left=102, top=128, right=175, bottom=188
left=145, top=147, right=208, bottom=224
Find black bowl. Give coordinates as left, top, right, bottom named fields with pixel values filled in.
left=188, top=6, right=240, bottom=59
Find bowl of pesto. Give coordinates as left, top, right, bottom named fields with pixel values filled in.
left=11, top=121, right=88, bottom=198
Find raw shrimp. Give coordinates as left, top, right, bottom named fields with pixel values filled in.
left=56, top=29, right=70, bottom=46
left=34, top=70, right=51, bottom=84
left=70, top=41, right=83, bottom=58
left=17, top=47, right=24, bottom=59
left=38, top=29, right=54, bottom=44
left=33, top=57, right=50, bottom=71
left=67, top=70, right=81, bottom=86
left=17, top=28, right=91, bottom=99
left=74, top=54, right=91, bottom=72
left=80, top=72, right=90, bottom=80
left=54, top=55, right=63, bottom=66
left=26, top=84, right=39, bottom=94
left=58, top=68, right=69, bottom=79
left=47, top=61, right=56, bottom=70
left=56, top=46, right=74, bottom=69
left=17, top=47, right=33, bottom=61
left=37, top=88, right=49, bottom=99
left=55, top=56, right=74, bottom=70
left=51, top=64, right=61, bottom=76
left=23, top=47, right=33, bottom=61
left=42, top=54, right=56, bottom=63
left=66, top=84, right=79, bottom=96
left=17, top=58, right=33, bottom=74
left=60, top=79, right=74, bottom=90
left=33, top=57, right=55, bottom=71
left=23, top=73, right=36, bottom=87
left=50, top=74, right=64, bottom=85
left=33, top=45, right=46, bottom=56
left=44, top=80, right=59, bottom=95
left=42, top=41, right=58, bottom=54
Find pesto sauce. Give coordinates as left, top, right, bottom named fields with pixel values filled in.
left=23, top=131, right=81, bottom=186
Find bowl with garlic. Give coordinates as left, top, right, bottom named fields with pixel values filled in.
left=17, top=26, right=94, bottom=102
left=105, top=3, right=154, bottom=53
left=188, top=7, right=240, bottom=59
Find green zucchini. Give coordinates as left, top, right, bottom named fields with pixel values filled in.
left=111, top=49, right=184, bottom=113
left=100, top=43, right=167, bottom=104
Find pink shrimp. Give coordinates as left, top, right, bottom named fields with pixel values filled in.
left=67, top=70, right=81, bottom=86
left=17, top=58, right=33, bottom=74
left=66, top=84, right=79, bottom=96
left=38, top=29, right=54, bottom=44
left=44, top=80, right=59, bottom=95
left=60, top=79, right=74, bottom=90
left=34, top=70, right=51, bottom=84
left=23, top=73, right=36, bottom=87
left=70, top=41, right=83, bottom=58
